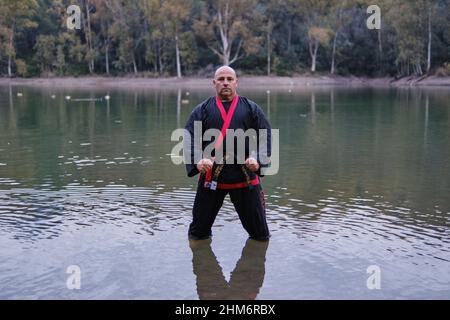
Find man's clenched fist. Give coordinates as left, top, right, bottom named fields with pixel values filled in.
left=197, top=158, right=213, bottom=173
left=245, top=157, right=260, bottom=172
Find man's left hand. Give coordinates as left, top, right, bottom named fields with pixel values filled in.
left=245, top=158, right=260, bottom=172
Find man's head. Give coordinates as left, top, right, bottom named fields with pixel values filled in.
left=213, top=66, right=238, bottom=101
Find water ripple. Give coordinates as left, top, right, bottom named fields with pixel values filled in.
left=266, top=191, right=450, bottom=265
left=0, top=185, right=199, bottom=243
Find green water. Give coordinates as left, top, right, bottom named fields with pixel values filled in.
left=0, top=85, right=449, bottom=299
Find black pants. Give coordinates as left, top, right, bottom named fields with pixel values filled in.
left=189, top=182, right=270, bottom=241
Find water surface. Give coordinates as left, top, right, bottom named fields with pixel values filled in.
left=0, top=85, right=449, bottom=299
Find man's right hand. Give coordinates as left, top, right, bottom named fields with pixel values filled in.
left=197, top=158, right=213, bottom=173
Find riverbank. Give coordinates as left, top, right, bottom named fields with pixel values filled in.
left=1, top=75, right=450, bottom=89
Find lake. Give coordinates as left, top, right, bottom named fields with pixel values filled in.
left=0, top=84, right=449, bottom=299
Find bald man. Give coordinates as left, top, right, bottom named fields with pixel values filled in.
left=184, top=66, right=271, bottom=241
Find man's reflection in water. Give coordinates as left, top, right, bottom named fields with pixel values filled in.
left=189, top=238, right=269, bottom=300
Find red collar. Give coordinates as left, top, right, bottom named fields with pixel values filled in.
left=215, top=95, right=239, bottom=122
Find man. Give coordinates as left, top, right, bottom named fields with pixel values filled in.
left=184, top=66, right=271, bottom=241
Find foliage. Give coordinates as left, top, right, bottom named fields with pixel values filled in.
left=0, top=0, right=449, bottom=77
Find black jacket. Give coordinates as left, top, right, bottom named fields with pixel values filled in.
left=184, top=96, right=272, bottom=184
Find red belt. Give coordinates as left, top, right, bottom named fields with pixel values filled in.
left=204, top=176, right=260, bottom=190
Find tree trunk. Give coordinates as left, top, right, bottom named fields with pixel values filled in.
left=154, top=46, right=158, bottom=74
left=417, top=61, right=423, bottom=76
left=267, top=33, right=271, bottom=76
left=8, top=56, right=12, bottom=78
left=311, top=54, right=317, bottom=73
left=175, top=34, right=182, bottom=78
left=287, top=19, right=292, bottom=51
left=7, top=27, right=14, bottom=77
left=223, top=47, right=230, bottom=66
left=378, top=28, right=383, bottom=71
left=105, top=43, right=110, bottom=75
left=158, top=41, right=163, bottom=74
left=217, top=1, right=231, bottom=65
left=267, top=20, right=272, bottom=76
left=331, top=31, right=338, bottom=74
left=331, top=7, right=343, bottom=75
left=309, top=40, right=318, bottom=73
left=220, top=35, right=232, bottom=65
left=427, top=6, right=432, bottom=73
left=177, top=88, right=181, bottom=126
left=85, top=1, right=94, bottom=73
left=132, top=56, right=138, bottom=74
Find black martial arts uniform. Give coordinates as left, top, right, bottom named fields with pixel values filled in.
left=184, top=95, right=271, bottom=241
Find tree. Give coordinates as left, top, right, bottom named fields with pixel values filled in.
left=0, top=0, right=38, bottom=77
left=78, top=0, right=96, bottom=73
left=161, top=0, right=193, bottom=78
left=141, top=0, right=172, bottom=75
left=55, top=43, right=65, bottom=75
left=96, top=1, right=114, bottom=75
left=298, top=0, right=333, bottom=73
left=34, top=34, right=56, bottom=74
left=104, top=0, right=145, bottom=74
left=422, top=0, right=439, bottom=74
left=328, top=0, right=353, bottom=74
left=308, top=27, right=331, bottom=73
left=179, top=31, right=198, bottom=74
left=262, top=0, right=280, bottom=76
left=194, top=0, right=263, bottom=66
left=385, top=0, right=429, bottom=76
left=1, top=0, right=450, bottom=77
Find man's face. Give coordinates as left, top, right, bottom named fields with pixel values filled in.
left=213, top=68, right=238, bottom=101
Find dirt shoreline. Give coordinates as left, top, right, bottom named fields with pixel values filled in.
left=1, top=75, right=450, bottom=89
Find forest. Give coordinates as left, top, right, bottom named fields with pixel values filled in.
left=0, top=0, right=449, bottom=78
